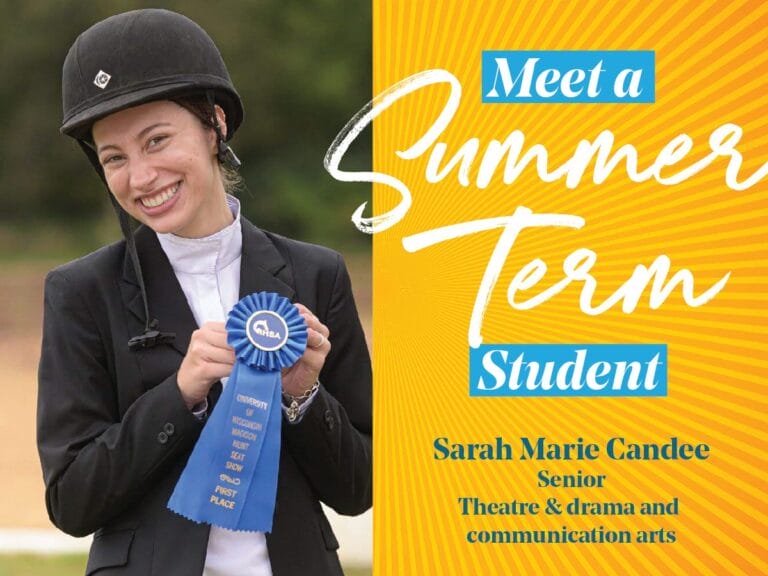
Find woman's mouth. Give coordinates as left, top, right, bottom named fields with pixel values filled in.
left=140, top=182, right=181, bottom=208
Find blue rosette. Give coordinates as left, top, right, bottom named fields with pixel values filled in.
left=168, top=292, right=307, bottom=533
left=227, top=292, right=308, bottom=371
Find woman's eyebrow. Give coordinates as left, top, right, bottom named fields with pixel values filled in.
left=96, top=122, right=172, bottom=154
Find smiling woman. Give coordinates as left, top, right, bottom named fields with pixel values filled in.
left=37, top=8, right=371, bottom=576
left=92, top=101, right=232, bottom=238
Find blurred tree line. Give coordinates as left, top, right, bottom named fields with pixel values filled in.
left=0, top=0, right=371, bottom=254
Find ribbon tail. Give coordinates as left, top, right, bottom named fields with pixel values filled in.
left=167, top=363, right=282, bottom=532
left=238, top=373, right=282, bottom=532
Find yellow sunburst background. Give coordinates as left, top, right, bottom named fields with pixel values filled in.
left=371, top=1, right=766, bottom=574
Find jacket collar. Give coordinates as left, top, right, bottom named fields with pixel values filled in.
left=120, top=217, right=295, bottom=356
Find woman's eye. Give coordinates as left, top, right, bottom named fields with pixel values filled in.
left=148, top=135, right=168, bottom=148
left=102, top=154, right=123, bottom=166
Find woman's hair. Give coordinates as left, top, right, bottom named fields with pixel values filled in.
left=172, top=96, right=244, bottom=195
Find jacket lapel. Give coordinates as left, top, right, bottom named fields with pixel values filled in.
left=120, top=225, right=198, bottom=356
left=238, top=217, right=295, bottom=301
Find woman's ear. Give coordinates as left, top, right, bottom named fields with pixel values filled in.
left=214, top=104, right=227, bottom=140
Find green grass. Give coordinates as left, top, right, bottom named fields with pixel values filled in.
left=0, top=555, right=87, bottom=576
left=0, top=555, right=371, bottom=576
left=0, top=217, right=120, bottom=263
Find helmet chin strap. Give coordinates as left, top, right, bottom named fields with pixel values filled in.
left=77, top=140, right=176, bottom=351
left=206, top=91, right=241, bottom=170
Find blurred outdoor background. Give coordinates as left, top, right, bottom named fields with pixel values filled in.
left=0, top=1, right=372, bottom=574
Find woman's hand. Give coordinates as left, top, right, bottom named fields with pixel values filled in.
left=177, top=321, right=236, bottom=409
left=282, top=303, right=331, bottom=396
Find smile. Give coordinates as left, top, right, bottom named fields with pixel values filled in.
left=140, top=182, right=180, bottom=208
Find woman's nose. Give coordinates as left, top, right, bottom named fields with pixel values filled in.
left=128, top=156, right=158, bottom=190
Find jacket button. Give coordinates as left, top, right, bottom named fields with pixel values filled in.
left=163, top=422, right=175, bottom=435
left=324, top=410, right=335, bottom=431
left=157, top=431, right=169, bottom=444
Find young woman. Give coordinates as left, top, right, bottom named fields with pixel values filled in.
left=37, top=9, right=371, bottom=576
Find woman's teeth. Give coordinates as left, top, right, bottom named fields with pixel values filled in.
left=141, top=183, right=180, bottom=208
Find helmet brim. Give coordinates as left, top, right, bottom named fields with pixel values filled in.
left=61, top=79, right=243, bottom=141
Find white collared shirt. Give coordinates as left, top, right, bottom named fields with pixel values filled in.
left=157, top=195, right=271, bottom=576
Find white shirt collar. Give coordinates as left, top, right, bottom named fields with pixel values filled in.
left=157, top=194, right=242, bottom=274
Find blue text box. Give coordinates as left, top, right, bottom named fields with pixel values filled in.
left=482, top=50, right=655, bottom=103
left=470, top=344, right=667, bottom=397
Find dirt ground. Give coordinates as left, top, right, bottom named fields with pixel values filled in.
left=0, top=257, right=371, bottom=530
left=0, top=262, right=50, bottom=527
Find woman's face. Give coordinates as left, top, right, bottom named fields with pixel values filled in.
left=92, top=100, right=231, bottom=238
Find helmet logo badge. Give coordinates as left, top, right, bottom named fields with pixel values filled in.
left=93, top=70, right=111, bottom=89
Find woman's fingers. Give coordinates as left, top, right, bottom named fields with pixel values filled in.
left=177, top=322, right=236, bottom=409
left=292, top=303, right=331, bottom=350
left=307, top=327, right=331, bottom=351
left=201, top=341, right=236, bottom=364
left=294, top=303, right=330, bottom=338
left=201, top=321, right=231, bottom=344
left=280, top=304, right=333, bottom=396
left=199, top=360, right=236, bottom=381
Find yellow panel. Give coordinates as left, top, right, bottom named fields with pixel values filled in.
left=367, top=2, right=767, bottom=574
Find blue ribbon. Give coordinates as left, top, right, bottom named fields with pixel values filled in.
left=168, top=292, right=307, bottom=532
